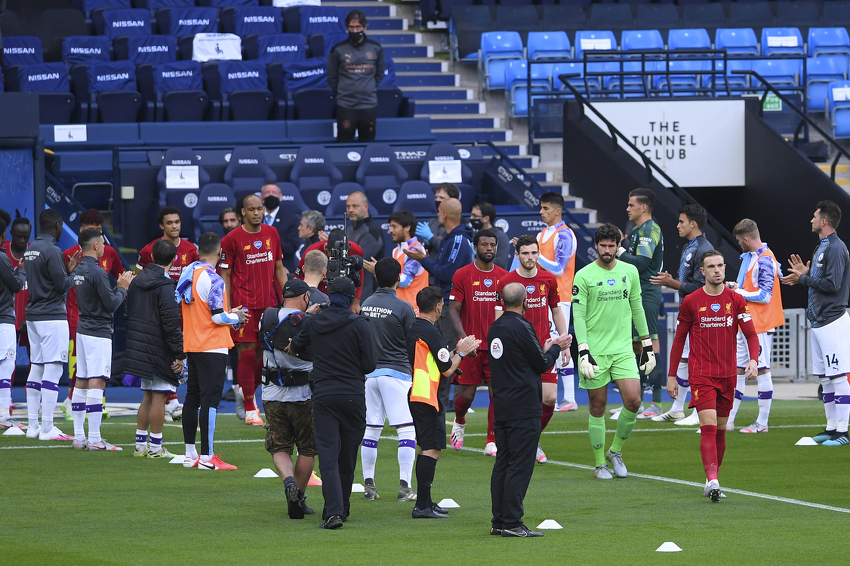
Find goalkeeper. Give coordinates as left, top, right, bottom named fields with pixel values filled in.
left=572, top=223, right=655, bottom=480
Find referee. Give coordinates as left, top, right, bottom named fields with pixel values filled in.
left=488, top=282, right=570, bottom=537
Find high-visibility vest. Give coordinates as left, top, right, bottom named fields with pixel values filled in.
left=182, top=266, right=234, bottom=353
left=409, top=338, right=441, bottom=410
left=393, top=242, right=428, bottom=314
left=742, top=247, right=785, bottom=333
left=538, top=223, right=576, bottom=304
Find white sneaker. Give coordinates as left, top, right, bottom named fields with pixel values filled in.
left=244, top=409, right=264, bottom=426
left=637, top=402, right=663, bottom=419
left=556, top=401, right=578, bottom=412
left=740, top=421, right=768, bottom=434
left=25, top=425, right=41, bottom=438
left=536, top=443, right=547, bottom=464
left=609, top=407, right=622, bottom=420
left=725, top=421, right=736, bottom=431
left=651, top=410, right=685, bottom=422
left=705, top=479, right=726, bottom=499
left=605, top=449, right=627, bottom=478
left=0, top=417, right=23, bottom=430
left=234, top=386, right=245, bottom=420
left=450, top=420, right=465, bottom=450
left=165, top=401, right=183, bottom=422
left=39, top=426, right=73, bottom=441
left=674, top=411, right=701, bottom=426
left=484, top=442, right=497, bottom=457
left=703, top=479, right=723, bottom=502
left=86, top=439, right=123, bottom=451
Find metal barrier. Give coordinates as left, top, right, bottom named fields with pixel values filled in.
left=665, top=307, right=810, bottom=380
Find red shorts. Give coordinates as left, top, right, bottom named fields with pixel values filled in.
left=689, top=375, right=735, bottom=417
left=231, top=308, right=265, bottom=344
left=452, top=351, right=490, bottom=385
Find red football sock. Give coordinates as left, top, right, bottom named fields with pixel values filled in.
left=700, top=425, right=719, bottom=481
left=540, top=402, right=555, bottom=431
left=166, top=392, right=178, bottom=403
left=486, top=400, right=495, bottom=444
left=716, top=427, right=727, bottom=468
left=455, top=394, right=471, bottom=423
left=68, top=376, right=76, bottom=400
left=238, top=349, right=257, bottom=412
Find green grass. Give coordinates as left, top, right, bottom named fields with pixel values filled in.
left=1, top=400, right=847, bottom=565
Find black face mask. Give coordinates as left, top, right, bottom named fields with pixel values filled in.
left=470, top=218, right=483, bottom=230
left=349, top=31, right=365, bottom=43
left=263, top=196, right=280, bottom=211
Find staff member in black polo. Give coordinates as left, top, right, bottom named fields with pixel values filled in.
left=407, top=286, right=480, bottom=518
left=488, top=282, right=571, bottom=537
left=289, top=276, right=376, bottom=530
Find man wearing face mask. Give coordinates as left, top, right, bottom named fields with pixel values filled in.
left=261, top=183, right=301, bottom=273
left=327, top=10, right=385, bottom=143
left=470, top=201, right=512, bottom=270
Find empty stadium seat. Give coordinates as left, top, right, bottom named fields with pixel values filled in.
left=776, top=1, right=820, bottom=37
left=41, top=9, right=89, bottom=62
left=451, top=5, right=495, bottom=62
left=575, top=30, right=618, bottom=60
left=289, top=145, right=344, bottom=212
left=682, top=4, right=726, bottom=39
left=540, top=4, right=586, bottom=39
left=827, top=80, right=850, bottom=138
left=653, top=59, right=710, bottom=96
left=145, top=60, right=207, bottom=121
left=506, top=59, right=551, bottom=121
left=589, top=4, right=634, bottom=32
left=159, top=7, right=218, bottom=37
left=752, top=58, right=802, bottom=90
left=86, top=60, right=147, bottom=122
left=94, top=8, right=152, bottom=39
left=190, top=33, right=242, bottom=62
left=552, top=61, right=598, bottom=96
left=223, top=145, right=277, bottom=199
left=807, top=57, right=848, bottom=112
left=324, top=182, right=364, bottom=217
left=245, top=33, right=306, bottom=62
left=355, top=144, right=409, bottom=215
left=527, top=31, right=570, bottom=60
left=217, top=60, right=273, bottom=121
left=115, top=35, right=177, bottom=64
left=16, top=62, right=77, bottom=123
left=823, top=2, right=850, bottom=32
left=276, top=182, right=309, bottom=214
left=480, top=31, right=524, bottom=92
left=761, top=28, right=804, bottom=57
left=716, top=28, right=760, bottom=56
left=494, top=6, right=540, bottom=44
left=668, top=29, right=711, bottom=52
left=193, top=183, right=236, bottom=240
left=3, top=36, right=44, bottom=67
left=289, top=6, right=347, bottom=35
left=306, top=33, right=348, bottom=58
left=157, top=147, right=212, bottom=237
left=419, top=143, right=474, bottom=211
left=394, top=180, right=437, bottom=214
left=290, top=88, right=335, bottom=119
left=621, top=29, right=664, bottom=52
left=808, top=28, right=850, bottom=58
left=222, top=6, right=281, bottom=37
left=62, top=36, right=111, bottom=65
left=636, top=4, right=680, bottom=36
left=729, top=2, right=774, bottom=36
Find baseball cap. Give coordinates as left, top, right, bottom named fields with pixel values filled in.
left=327, top=276, right=356, bottom=297
left=283, top=278, right=311, bottom=298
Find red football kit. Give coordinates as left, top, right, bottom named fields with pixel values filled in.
left=293, top=240, right=365, bottom=300
left=136, top=237, right=198, bottom=281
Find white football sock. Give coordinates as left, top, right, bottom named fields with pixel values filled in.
left=40, top=363, right=63, bottom=432
left=72, top=388, right=88, bottom=442
left=821, top=377, right=837, bottom=430
left=728, top=375, right=745, bottom=423
left=831, top=375, right=850, bottom=433
left=26, top=364, right=44, bottom=428
left=185, top=444, right=198, bottom=458
left=135, top=429, right=148, bottom=451
left=397, top=426, right=416, bottom=485
left=150, top=432, right=163, bottom=453
left=559, top=361, right=576, bottom=405
left=670, top=362, right=690, bottom=413
left=756, top=372, right=773, bottom=427
left=0, top=357, right=14, bottom=417
left=86, top=389, right=104, bottom=444
left=361, top=426, right=380, bottom=481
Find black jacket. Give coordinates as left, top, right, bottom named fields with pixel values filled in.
left=73, top=256, right=127, bottom=338
left=269, top=208, right=301, bottom=273
left=24, top=234, right=74, bottom=321
left=124, top=264, right=184, bottom=384
left=487, top=311, right=561, bottom=421
left=0, top=249, right=25, bottom=325
left=290, top=304, right=376, bottom=399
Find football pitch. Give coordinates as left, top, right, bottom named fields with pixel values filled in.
left=1, top=399, right=846, bottom=566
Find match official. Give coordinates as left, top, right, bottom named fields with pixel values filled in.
left=488, top=282, right=570, bottom=537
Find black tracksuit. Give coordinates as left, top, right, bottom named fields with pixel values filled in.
left=487, top=311, right=561, bottom=531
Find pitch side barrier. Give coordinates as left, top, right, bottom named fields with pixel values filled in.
left=526, top=49, right=808, bottom=149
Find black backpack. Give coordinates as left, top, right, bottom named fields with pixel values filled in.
left=259, top=307, right=313, bottom=361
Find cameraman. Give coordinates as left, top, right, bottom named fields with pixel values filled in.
left=294, top=229, right=365, bottom=313
left=259, top=279, right=318, bottom=520
left=290, top=277, right=376, bottom=529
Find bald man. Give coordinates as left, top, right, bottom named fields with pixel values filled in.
left=405, top=198, right=472, bottom=347
left=261, top=183, right=301, bottom=272
left=345, top=191, right=385, bottom=300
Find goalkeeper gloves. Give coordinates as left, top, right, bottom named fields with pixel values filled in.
left=578, top=343, right=599, bottom=380
left=638, top=337, right=656, bottom=374
left=415, top=222, right=434, bottom=245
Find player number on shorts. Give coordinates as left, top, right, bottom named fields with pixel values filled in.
left=826, top=354, right=839, bottom=368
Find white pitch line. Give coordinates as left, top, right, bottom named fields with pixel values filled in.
left=460, top=423, right=824, bottom=437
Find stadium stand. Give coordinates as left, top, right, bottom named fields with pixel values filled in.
left=156, top=146, right=211, bottom=238
left=355, top=144, right=409, bottom=215
left=289, top=145, right=344, bottom=213
left=222, top=145, right=277, bottom=199
left=193, top=182, right=236, bottom=239
left=323, top=181, right=364, bottom=217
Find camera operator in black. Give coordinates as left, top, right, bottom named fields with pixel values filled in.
left=289, top=276, right=376, bottom=530
left=259, top=279, right=320, bottom=520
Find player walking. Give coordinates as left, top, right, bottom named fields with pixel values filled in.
left=448, top=229, right=506, bottom=456
left=781, top=201, right=850, bottom=446
left=388, top=210, right=428, bottom=314
left=573, top=224, right=655, bottom=479
left=220, top=194, right=287, bottom=426
left=0, top=213, right=26, bottom=429
left=497, top=235, right=568, bottom=464
left=725, top=219, right=784, bottom=433
left=668, top=250, right=759, bottom=501
left=650, top=204, right=714, bottom=426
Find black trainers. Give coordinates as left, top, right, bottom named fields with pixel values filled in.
left=300, top=493, right=314, bottom=515
left=364, top=478, right=379, bottom=500
left=431, top=502, right=449, bottom=515
left=320, top=515, right=344, bottom=529
left=823, top=431, right=850, bottom=446
left=490, top=526, right=503, bottom=536
left=501, top=525, right=543, bottom=538
left=285, top=480, right=304, bottom=520
left=812, top=429, right=836, bottom=444
left=412, top=505, right=449, bottom=519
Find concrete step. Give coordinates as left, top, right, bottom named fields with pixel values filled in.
left=433, top=128, right=512, bottom=142
left=403, top=86, right=473, bottom=100
left=323, top=2, right=395, bottom=17
left=367, top=17, right=407, bottom=31
left=817, top=163, right=850, bottom=187
left=371, top=31, right=421, bottom=45
left=383, top=44, right=432, bottom=58
left=396, top=72, right=459, bottom=87
left=425, top=114, right=500, bottom=129
left=393, top=58, right=447, bottom=73
left=414, top=99, right=486, bottom=114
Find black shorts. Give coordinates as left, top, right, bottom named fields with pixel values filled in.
left=263, top=399, right=317, bottom=457
left=409, top=400, right=446, bottom=451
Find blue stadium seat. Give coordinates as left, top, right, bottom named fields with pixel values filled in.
left=636, top=4, right=680, bottom=36
left=276, top=182, right=309, bottom=214
left=217, top=60, right=273, bottom=120
left=306, top=33, right=348, bottom=58
left=3, top=36, right=43, bottom=67
left=575, top=30, right=617, bottom=60
left=245, top=33, right=306, bottom=62
left=761, top=28, right=804, bottom=57
left=222, top=6, right=281, bottom=37
left=146, top=0, right=193, bottom=10
left=621, top=29, right=664, bottom=52
left=290, top=88, right=335, bottom=119
left=62, top=36, right=111, bottom=66
left=114, top=35, right=176, bottom=64
left=527, top=31, right=570, bottom=60
left=776, top=2, right=820, bottom=38
left=289, top=6, right=347, bottom=35
left=653, top=59, right=710, bottom=96
left=822, top=2, right=850, bottom=32
left=494, top=6, right=541, bottom=44
left=728, top=2, right=774, bottom=37
left=715, top=28, right=760, bottom=56
left=552, top=61, right=595, bottom=96
left=752, top=58, right=802, bottom=91
left=540, top=4, right=586, bottom=38
left=808, top=28, right=850, bottom=58
left=15, top=63, right=77, bottom=124
left=393, top=181, right=437, bottom=218
left=480, top=31, right=524, bottom=92
left=160, top=7, right=218, bottom=37
left=157, top=147, right=212, bottom=237
left=589, top=4, right=634, bottom=32
left=827, top=80, right=850, bottom=138
left=505, top=59, right=551, bottom=121
left=394, top=181, right=438, bottom=214
left=86, top=60, right=147, bottom=123
left=377, top=87, right=413, bottom=118
left=704, top=59, right=752, bottom=93
left=223, top=145, right=277, bottom=199
left=355, top=144, right=409, bottom=215
left=807, top=57, right=848, bottom=112
left=324, top=182, right=364, bottom=217
left=451, top=5, right=495, bottom=62
left=290, top=145, right=344, bottom=211
left=419, top=143, right=474, bottom=211
left=147, top=60, right=207, bottom=121
left=203, top=0, right=260, bottom=6
left=193, top=183, right=236, bottom=240
left=668, top=29, right=711, bottom=52
left=95, top=8, right=152, bottom=40
left=682, top=4, right=726, bottom=38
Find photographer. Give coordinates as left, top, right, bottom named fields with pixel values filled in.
left=294, top=229, right=365, bottom=313
left=290, top=277, right=376, bottom=529
left=259, top=279, right=318, bottom=520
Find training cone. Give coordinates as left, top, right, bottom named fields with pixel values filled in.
left=351, top=483, right=365, bottom=493
left=254, top=468, right=278, bottom=478
left=308, top=471, right=322, bottom=486
left=536, top=520, right=563, bottom=530
left=169, top=455, right=185, bottom=465
left=3, top=426, right=24, bottom=436
left=796, top=437, right=818, bottom=446
left=656, top=542, right=682, bottom=552
left=437, top=498, right=460, bottom=508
